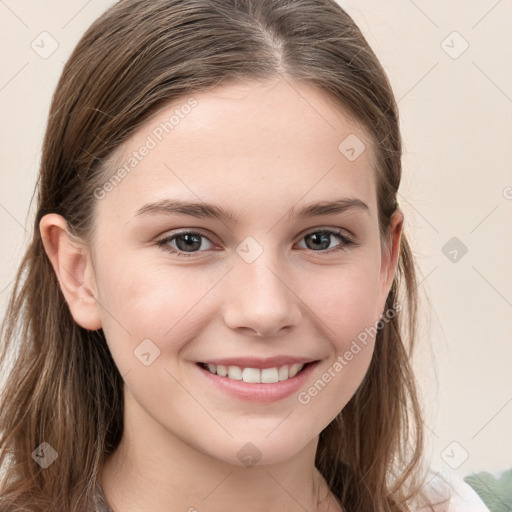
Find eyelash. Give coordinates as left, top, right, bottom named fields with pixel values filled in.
left=155, top=228, right=357, bottom=258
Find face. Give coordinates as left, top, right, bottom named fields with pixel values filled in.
left=78, top=78, right=401, bottom=466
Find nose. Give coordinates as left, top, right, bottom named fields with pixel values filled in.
left=222, top=255, right=302, bottom=338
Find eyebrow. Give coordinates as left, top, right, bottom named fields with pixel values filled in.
left=135, top=197, right=369, bottom=223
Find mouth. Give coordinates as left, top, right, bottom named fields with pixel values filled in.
left=194, top=356, right=321, bottom=402
left=197, top=361, right=314, bottom=383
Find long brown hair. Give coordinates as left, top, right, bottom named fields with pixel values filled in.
left=0, top=1, right=438, bottom=510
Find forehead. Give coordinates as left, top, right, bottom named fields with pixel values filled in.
left=95, top=78, right=377, bottom=220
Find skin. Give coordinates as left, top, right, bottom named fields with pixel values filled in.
left=40, top=77, right=403, bottom=512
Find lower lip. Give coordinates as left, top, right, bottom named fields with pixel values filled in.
left=195, top=361, right=319, bottom=402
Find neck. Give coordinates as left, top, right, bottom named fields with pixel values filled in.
left=100, top=390, right=335, bottom=512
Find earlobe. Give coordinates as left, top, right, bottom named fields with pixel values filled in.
left=39, top=213, right=102, bottom=331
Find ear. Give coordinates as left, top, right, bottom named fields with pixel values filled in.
left=39, top=213, right=102, bottom=331
left=378, top=209, right=404, bottom=310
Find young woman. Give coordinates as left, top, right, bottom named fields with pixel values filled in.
left=0, top=1, right=490, bottom=511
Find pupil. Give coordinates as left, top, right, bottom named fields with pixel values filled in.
left=177, top=234, right=201, bottom=252
left=308, top=233, right=329, bottom=250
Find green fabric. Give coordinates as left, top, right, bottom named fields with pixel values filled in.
left=464, top=469, right=512, bottom=512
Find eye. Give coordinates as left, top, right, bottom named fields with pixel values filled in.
left=156, top=231, right=215, bottom=258
left=156, top=228, right=357, bottom=258
left=297, top=229, right=356, bottom=253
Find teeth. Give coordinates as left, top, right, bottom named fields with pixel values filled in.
left=261, top=368, right=279, bottom=384
left=242, top=368, right=260, bottom=383
left=227, top=365, right=243, bottom=380
left=289, top=363, right=302, bottom=378
left=202, top=363, right=306, bottom=383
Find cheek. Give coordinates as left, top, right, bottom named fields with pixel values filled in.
left=296, top=262, right=381, bottom=402
left=94, top=256, right=224, bottom=363
left=303, top=261, right=383, bottom=343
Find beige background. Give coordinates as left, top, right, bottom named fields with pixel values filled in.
left=0, top=0, right=511, bottom=482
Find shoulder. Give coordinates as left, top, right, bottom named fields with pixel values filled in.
left=417, top=471, right=490, bottom=512
left=444, top=475, right=491, bottom=512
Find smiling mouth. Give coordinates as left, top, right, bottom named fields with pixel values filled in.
left=197, top=362, right=313, bottom=383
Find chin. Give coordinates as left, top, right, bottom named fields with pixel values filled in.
left=202, top=432, right=317, bottom=469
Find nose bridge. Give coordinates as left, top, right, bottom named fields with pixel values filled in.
left=223, top=239, right=301, bottom=336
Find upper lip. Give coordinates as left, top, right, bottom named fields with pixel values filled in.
left=198, top=356, right=317, bottom=369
